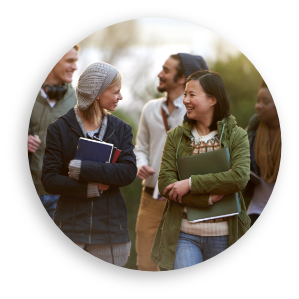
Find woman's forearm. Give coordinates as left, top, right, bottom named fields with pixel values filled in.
left=42, top=172, right=89, bottom=198
left=191, top=130, right=250, bottom=195
left=79, top=160, right=137, bottom=187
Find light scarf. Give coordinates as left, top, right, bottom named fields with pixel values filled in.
left=254, top=121, right=281, bottom=183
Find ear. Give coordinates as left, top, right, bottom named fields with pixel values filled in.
left=210, top=97, right=217, bottom=107
left=177, top=74, right=186, bottom=85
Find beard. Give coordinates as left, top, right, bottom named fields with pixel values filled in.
left=157, top=85, right=166, bottom=93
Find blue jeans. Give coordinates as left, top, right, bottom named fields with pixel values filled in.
left=39, top=195, right=60, bottom=219
left=173, top=231, right=229, bottom=270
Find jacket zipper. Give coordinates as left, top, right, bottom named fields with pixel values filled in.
left=89, top=200, right=93, bottom=244
left=69, top=124, right=115, bottom=244
left=59, top=210, right=66, bottom=228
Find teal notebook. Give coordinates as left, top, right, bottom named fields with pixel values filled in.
left=177, top=147, right=241, bottom=223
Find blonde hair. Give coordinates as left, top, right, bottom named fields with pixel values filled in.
left=79, top=71, right=122, bottom=127
left=109, top=71, right=122, bottom=88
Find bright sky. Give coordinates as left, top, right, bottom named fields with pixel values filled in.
left=137, top=18, right=239, bottom=60
left=73, top=18, right=240, bottom=112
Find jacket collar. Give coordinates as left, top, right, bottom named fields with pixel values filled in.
left=162, top=94, right=184, bottom=110
left=179, top=115, right=237, bottom=141
left=178, top=120, right=193, bottom=137
left=216, top=115, right=237, bottom=136
left=246, top=114, right=260, bottom=133
left=36, top=83, right=74, bottom=104
left=60, top=108, right=116, bottom=142
left=103, top=115, right=116, bottom=142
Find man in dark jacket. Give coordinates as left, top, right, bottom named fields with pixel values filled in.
left=28, top=45, right=79, bottom=219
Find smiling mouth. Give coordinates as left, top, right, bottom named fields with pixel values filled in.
left=186, top=107, right=194, bottom=112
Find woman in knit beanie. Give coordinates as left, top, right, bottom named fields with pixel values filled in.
left=244, top=78, right=281, bottom=226
left=42, top=62, right=137, bottom=267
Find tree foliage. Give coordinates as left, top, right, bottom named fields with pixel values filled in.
left=210, top=53, right=261, bottom=128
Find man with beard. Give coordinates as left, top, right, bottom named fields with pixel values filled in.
left=134, top=53, right=209, bottom=271
left=28, top=45, right=79, bottom=219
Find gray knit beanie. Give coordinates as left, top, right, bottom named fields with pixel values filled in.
left=76, top=62, right=119, bottom=110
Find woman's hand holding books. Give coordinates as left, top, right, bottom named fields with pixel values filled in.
left=97, top=183, right=110, bottom=191
left=163, top=179, right=191, bottom=204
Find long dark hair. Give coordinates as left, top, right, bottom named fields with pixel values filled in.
left=184, top=70, right=231, bottom=131
left=259, top=77, right=268, bottom=90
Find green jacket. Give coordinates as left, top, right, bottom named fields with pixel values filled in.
left=151, top=115, right=251, bottom=270
left=29, top=84, right=77, bottom=196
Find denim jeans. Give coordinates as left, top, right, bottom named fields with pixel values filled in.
left=173, top=231, right=229, bottom=270
left=39, top=194, right=60, bottom=219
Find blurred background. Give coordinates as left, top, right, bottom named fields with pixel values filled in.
left=72, top=18, right=261, bottom=270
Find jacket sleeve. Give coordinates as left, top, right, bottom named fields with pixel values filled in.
left=41, top=123, right=89, bottom=198
left=79, top=124, right=137, bottom=187
left=158, top=132, right=210, bottom=208
left=190, top=129, right=250, bottom=195
left=134, top=104, right=150, bottom=169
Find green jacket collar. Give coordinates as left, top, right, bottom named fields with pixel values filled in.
left=179, top=115, right=237, bottom=140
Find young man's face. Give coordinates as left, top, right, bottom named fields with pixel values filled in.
left=51, top=48, right=78, bottom=85
left=157, top=57, right=181, bottom=93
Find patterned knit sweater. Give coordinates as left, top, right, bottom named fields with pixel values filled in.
left=180, top=126, right=229, bottom=236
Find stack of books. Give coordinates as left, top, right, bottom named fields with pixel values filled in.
left=75, top=137, right=121, bottom=164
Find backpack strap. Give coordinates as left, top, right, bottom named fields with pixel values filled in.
left=161, top=106, right=170, bottom=132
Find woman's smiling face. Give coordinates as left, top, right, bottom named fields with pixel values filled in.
left=97, top=81, right=123, bottom=111
left=183, top=80, right=216, bottom=121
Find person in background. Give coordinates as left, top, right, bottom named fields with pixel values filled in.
left=134, top=53, right=209, bottom=271
left=28, top=45, right=79, bottom=219
left=41, top=62, right=137, bottom=266
left=151, top=70, right=251, bottom=270
left=244, top=78, right=281, bottom=226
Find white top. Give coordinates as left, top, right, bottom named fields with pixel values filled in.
left=191, top=127, right=218, bottom=144
left=40, top=88, right=56, bottom=108
left=134, top=95, right=186, bottom=188
left=247, top=176, right=274, bottom=215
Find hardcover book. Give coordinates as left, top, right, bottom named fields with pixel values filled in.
left=75, top=138, right=114, bottom=163
left=111, top=147, right=121, bottom=164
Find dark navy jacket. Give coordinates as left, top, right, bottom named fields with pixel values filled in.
left=41, top=108, right=137, bottom=244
